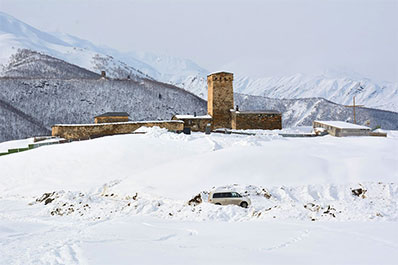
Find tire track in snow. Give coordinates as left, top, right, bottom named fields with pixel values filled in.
left=262, top=230, right=310, bottom=251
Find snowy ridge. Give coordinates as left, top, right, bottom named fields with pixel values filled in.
left=0, top=11, right=152, bottom=80
left=28, top=182, right=398, bottom=222
left=1, top=49, right=100, bottom=79
left=182, top=73, right=398, bottom=112
left=0, top=11, right=203, bottom=83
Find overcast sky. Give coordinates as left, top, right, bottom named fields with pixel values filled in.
left=1, top=0, right=397, bottom=82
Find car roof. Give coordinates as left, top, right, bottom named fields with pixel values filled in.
left=211, top=190, right=239, bottom=194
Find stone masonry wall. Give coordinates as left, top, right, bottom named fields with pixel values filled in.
left=52, top=121, right=184, bottom=140
left=94, top=116, right=129, bottom=124
left=231, top=112, right=282, bottom=130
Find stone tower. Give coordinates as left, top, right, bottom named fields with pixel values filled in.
left=207, top=72, right=234, bottom=129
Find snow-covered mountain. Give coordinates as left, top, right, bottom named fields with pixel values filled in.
left=0, top=51, right=397, bottom=142
left=183, top=73, right=398, bottom=112
left=1, top=11, right=397, bottom=113
left=0, top=11, right=206, bottom=83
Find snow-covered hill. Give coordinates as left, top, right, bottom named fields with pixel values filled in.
left=1, top=128, right=398, bottom=264
left=0, top=75, right=207, bottom=142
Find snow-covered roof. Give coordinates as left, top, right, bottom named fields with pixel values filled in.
left=173, top=115, right=212, bottom=120
left=315, top=121, right=371, bottom=130
left=231, top=109, right=281, bottom=114
left=207, top=71, right=233, bottom=76
left=53, top=120, right=183, bottom=127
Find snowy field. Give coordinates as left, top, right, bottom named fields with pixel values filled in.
left=1, top=127, right=398, bottom=264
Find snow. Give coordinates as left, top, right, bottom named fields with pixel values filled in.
left=0, top=127, right=398, bottom=264
left=314, top=120, right=371, bottom=130
left=54, top=120, right=183, bottom=127
left=173, top=114, right=212, bottom=119
left=0, top=137, right=34, bottom=152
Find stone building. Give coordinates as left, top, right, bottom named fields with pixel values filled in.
left=94, top=112, right=129, bottom=124
left=313, top=120, right=371, bottom=137
left=174, top=72, right=282, bottom=131
left=171, top=114, right=212, bottom=132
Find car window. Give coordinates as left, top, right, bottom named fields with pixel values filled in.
left=213, top=192, right=239, bottom=198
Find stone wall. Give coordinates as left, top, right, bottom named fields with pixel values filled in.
left=52, top=120, right=184, bottom=140
left=94, top=116, right=129, bottom=124
left=231, top=111, right=282, bottom=130
left=207, top=72, right=234, bottom=129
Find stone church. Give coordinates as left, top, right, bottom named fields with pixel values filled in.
left=172, top=72, right=282, bottom=131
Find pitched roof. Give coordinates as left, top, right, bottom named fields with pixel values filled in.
left=94, top=112, right=129, bottom=118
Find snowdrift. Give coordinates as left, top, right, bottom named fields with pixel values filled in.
left=1, top=127, right=397, bottom=222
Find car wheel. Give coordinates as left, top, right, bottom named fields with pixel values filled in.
left=240, top=202, right=248, bottom=208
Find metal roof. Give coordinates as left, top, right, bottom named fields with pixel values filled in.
left=94, top=112, right=129, bottom=118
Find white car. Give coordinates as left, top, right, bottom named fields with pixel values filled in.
left=208, top=191, right=251, bottom=208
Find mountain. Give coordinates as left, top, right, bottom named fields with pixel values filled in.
left=0, top=50, right=209, bottom=143
left=1, top=11, right=397, bottom=113
left=235, top=94, right=398, bottom=129
left=0, top=11, right=152, bottom=80
left=0, top=76, right=207, bottom=142
left=1, top=49, right=100, bottom=79
left=0, top=50, right=397, bottom=142
left=182, top=73, right=398, bottom=112
left=0, top=11, right=205, bottom=83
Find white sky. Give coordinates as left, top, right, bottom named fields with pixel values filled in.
left=1, top=0, right=397, bottom=82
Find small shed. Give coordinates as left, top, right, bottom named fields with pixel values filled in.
left=94, top=112, right=129, bottom=124
left=313, top=120, right=371, bottom=137
left=230, top=110, right=282, bottom=130
left=172, top=114, right=212, bottom=132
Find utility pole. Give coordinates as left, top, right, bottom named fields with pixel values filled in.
left=344, top=96, right=364, bottom=124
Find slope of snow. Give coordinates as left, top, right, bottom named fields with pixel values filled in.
left=1, top=127, right=397, bottom=200
left=0, top=128, right=398, bottom=264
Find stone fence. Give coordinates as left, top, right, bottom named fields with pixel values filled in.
left=52, top=120, right=184, bottom=140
